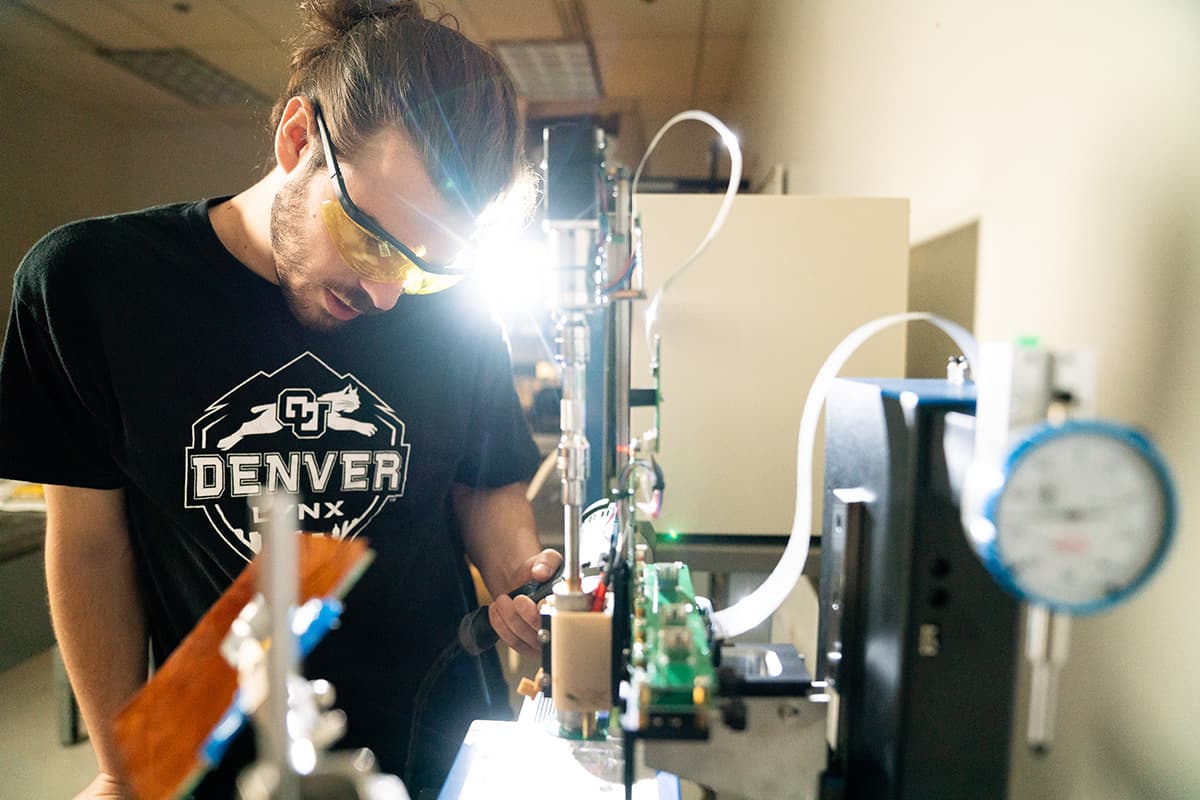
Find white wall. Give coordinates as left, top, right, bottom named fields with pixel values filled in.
left=0, top=76, right=124, bottom=316
left=0, top=72, right=268, bottom=317
left=729, top=2, right=1200, bottom=798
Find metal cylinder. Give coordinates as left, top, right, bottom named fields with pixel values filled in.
left=609, top=169, right=635, bottom=486
left=262, top=494, right=300, bottom=798
left=556, top=313, right=590, bottom=592
left=547, top=224, right=596, bottom=310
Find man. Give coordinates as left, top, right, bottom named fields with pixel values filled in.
left=0, top=1, right=559, bottom=797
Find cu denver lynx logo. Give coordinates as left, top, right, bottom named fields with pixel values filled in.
left=184, top=352, right=410, bottom=561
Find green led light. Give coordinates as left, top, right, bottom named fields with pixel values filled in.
left=667, top=530, right=680, bottom=541
left=1016, top=335, right=1041, bottom=348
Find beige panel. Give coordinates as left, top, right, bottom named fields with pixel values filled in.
left=632, top=195, right=909, bottom=537
left=585, top=0, right=702, bottom=37
left=109, top=0, right=274, bottom=48
left=594, top=37, right=696, bottom=100
left=460, top=0, right=562, bottom=41
left=220, top=0, right=303, bottom=45
left=696, top=36, right=744, bottom=101
left=906, top=221, right=978, bottom=378
left=20, top=0, right=168, bottom=49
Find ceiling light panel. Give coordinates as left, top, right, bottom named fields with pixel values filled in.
left=495, top=40, right=601, bottom=102
left=99, top=48, right=269, bottom=108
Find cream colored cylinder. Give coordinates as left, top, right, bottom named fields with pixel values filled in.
left=550, top=610, right=613, bottom=713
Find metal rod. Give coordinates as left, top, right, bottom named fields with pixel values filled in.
left=263, top=494, right=300, bottom=798
left=611, top=170, right=634, bottom=487
left=1025, top=604, right=1071, bottom=754
left=557, top=314, right=590, bottom=593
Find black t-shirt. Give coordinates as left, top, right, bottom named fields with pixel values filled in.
left=0, top=199, right=541, bottom=795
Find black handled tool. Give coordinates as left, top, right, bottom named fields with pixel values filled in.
left=457, top=563, right=564, bottom=655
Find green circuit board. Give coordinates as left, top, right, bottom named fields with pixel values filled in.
left=629, top=559, right=716, bottom=738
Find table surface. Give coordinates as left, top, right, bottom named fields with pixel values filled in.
left=438, top=719, right=681, bottom=800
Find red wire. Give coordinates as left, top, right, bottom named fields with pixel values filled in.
left=590, top=581, right=607, bottom=612
left=599, top=252, right=636, bottom=294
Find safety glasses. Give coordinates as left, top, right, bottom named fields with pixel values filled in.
left=313, top=105, right=468, bottom=295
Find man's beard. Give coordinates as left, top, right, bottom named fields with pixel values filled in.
left=269, top=171, right=374, bottom=331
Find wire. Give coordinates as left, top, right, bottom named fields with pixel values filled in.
left=403, top=638, right=464, bottom=788
left=525, top=450, right=558, bottom=502
left=632, top=110, right=744, bottom=354
left=599, top=251, right=637, bottom=294
left=709, top=313, right=980, bottom=639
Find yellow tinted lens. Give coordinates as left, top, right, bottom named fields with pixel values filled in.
left=319, top=200, right=464, bottom=295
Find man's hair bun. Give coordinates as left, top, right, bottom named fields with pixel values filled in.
left=299, top=0, right=424, bottom=39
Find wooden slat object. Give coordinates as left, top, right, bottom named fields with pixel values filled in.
left=114, top=535, right=371, bottom=800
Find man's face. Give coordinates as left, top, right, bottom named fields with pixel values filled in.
left=269, top=125, right=472, bottom=331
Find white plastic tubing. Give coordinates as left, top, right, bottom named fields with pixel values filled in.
left=632, top=110, right=744, bottom=354
left=710, top=313, right=980, bottom=639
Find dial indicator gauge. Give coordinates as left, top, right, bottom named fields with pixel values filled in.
left=981, top=421, right=1175, bottom=613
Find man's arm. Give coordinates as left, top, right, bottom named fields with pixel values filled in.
left=452, top=482, right=561, bottom=657
left=43, top=485, right=147, bottom=797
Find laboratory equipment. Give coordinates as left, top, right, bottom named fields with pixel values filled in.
left=441, top=115, right=1180, bottom=800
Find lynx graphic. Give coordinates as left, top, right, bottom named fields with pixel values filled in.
left=184, top=352, right=411, bottom=561
left=217, top=385, right=377, bottom=450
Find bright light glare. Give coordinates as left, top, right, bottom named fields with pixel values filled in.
left=289, top=737, right=317, bottom=775
left=719, top=128, right=740, bottom=152
left=471, top=226, right=550, bottom=317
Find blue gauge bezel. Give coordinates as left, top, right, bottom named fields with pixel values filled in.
left=978, top=419, right=1176, bottom=615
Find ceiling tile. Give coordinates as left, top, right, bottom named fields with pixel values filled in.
left=197, top=46, right=289, bottom=99
left=218, top=0, right=302, bottom=48
left=595, top=37, right=697, bottom=100
left=19, top=0, right=169, bottom=49
left=705, top=0, right=756, bottom=36
left=0, top=3, right=73, bottom=52
left=460, top=0, right=562, bottom=42
left=584, top=0, right=702, bottom=38
left=107, top=0, right=275, bottom=48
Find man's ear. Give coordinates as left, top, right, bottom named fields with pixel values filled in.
left=275, top=96, right=316, bottom=174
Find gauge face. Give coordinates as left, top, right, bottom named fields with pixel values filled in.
left=989, top=424, right=1173, bottom=611
left=580, top=500, right=618, bottom=567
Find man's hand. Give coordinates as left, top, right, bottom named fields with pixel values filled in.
left=75, top=772, right=130, bottom=799
left=487, top=548, right=562, bottom=658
